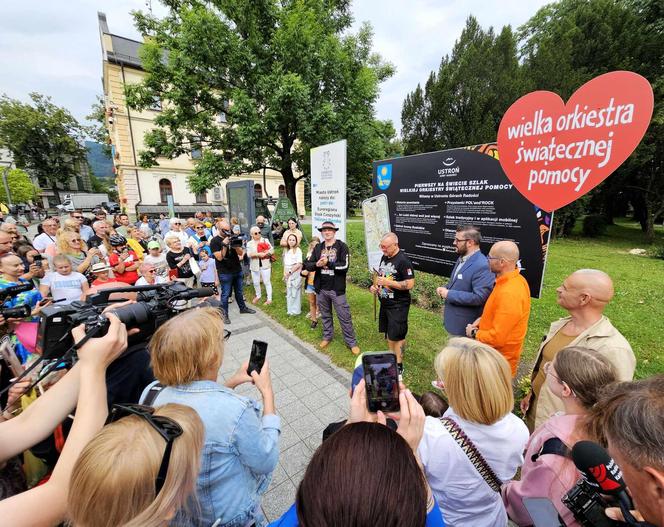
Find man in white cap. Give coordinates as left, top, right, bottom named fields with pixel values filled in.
left=304, top=221, right=360, bottom=355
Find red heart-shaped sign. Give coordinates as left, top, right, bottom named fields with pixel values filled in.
left=497, top=71, right=653, bottom=211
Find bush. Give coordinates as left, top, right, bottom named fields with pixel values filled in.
left=654, top=245, right=664, bottom=260
left=582, top=214, right=608, bottom=237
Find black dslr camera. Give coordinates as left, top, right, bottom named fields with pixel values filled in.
left=0, top=282, right=35, bottom=319
left=562, top=478, right=620, bottom=527
left=35, top=282, right=217, bottom=360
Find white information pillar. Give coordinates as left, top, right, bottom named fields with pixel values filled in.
left=310, top=139, right=347, bottom=242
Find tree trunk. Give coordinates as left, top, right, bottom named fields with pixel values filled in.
left=281, top=164, right=299, bottom=215
left=645, top=212, right=655, bottom=243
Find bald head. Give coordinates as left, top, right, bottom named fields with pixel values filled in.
left=491, top=241, right=519, bottom=261
left=568, top=269, right=614, bottom=304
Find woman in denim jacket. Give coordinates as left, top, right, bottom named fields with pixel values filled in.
left=141, top=307, right=280, bottom=527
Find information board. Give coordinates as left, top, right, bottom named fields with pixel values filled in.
left=372, top=144, right=552, bottom=297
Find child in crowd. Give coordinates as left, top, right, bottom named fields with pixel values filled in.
left=143, top=240, right=169, bottom=279
left=283, top=233, right=302, bottom=315
left=502, top=347, right=617, bottom=526
left=39, top=255, right=89, bottom=305
left=302, top=239, right=319, bottom=328
left=198, top=250, right=219, bottom=296
left=90, top=262, right=116, bottom=287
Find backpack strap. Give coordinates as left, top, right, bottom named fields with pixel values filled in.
left=439, top=416, right=503, bottom=493
left=141, top=382, right=164, bottom=407
left=531, top=437, right=571, bottom=463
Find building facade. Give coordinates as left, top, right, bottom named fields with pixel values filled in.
left=98, top=12, right=304, bottom=219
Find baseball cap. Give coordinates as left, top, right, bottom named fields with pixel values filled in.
left=147, top=241, right=161, bottom=250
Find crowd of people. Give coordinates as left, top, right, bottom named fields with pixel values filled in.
left=0, top=211, right=661, bottom=527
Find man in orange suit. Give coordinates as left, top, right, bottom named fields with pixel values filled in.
left=466, top=240, right=531, bottom=376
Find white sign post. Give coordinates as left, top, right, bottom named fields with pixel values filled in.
left=310, top=139, right=347, bottom=242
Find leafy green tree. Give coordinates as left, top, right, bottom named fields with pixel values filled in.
left=127, top=0, right=394, bottom=212
left=0, top=168, right=39, bottom=204
left=402, top=17, right=525, bottom=155
left=519, top=0, right=662, bottom=239
left=0, top=93, right=88, bottom=200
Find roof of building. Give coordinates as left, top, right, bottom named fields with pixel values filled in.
left=107, top=34, right=144, bottom=68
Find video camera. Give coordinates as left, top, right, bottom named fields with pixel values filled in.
left=35, top=282, right=217, bottom=360
left=0, top=282, right=35, bottom=319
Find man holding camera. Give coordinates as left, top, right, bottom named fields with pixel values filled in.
left=210, top=218, right=255, bottom=324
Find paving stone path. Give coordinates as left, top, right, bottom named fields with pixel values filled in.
left=218, top=301, right=351, bottom=522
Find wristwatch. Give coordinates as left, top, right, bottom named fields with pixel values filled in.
left=470, top=328, right=478, bottom=339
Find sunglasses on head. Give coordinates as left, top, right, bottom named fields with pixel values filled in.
left=107, top=404, right=183, bottom=495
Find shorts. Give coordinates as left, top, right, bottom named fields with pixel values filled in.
left=305, top=284, right=316, bottom=295
left=378, top=303, right=410, bottom=341
left=200, top=282, right=219, bottom=295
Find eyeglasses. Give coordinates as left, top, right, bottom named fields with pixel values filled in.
left=72, top=215, right=83, bottom=219
left=107, top=404, right=183, bottom=495
left=454, top=238, right=469, bottom=244
left=196, top=226, right=205, bottom=229
left=70, top=238, right=82, bottom=242
left=486, top=255, right=501, bottom=261
left=146, top=269, right=156, bottom=273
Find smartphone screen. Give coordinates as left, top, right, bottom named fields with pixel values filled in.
left=247, top=340, right=268, bottom=375
left=362, top=352, right=400, bottom=413
left=32, top=254, right=43, bottom=268
left=523, top=497, right=564, bottom=527
left=362, top=195, right=391, bottom=272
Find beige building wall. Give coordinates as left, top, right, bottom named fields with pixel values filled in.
left=98, top=13, right=305, bottom=219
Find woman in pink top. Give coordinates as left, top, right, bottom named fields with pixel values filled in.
left=502, top=346, right=617, bottom=526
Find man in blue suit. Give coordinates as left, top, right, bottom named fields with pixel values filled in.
left=436, top=225, right=495, bottom=336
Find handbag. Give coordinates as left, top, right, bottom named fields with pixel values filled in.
left=438, top=416, right=503, bottom=492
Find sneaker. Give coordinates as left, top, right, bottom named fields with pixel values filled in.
left=223, top=313, right=231, bottom=325
left=228, top=297, right=234, bottom=304
left=239, top=307, right=256, bottom=314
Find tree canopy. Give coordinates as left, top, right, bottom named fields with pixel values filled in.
left=0, top=168, right=39, bottom=204
left=127, top=0, right=395, bottom=211
left=0, top=93, right=88, bottom=197
left=401, top=0, right=662, bottom=240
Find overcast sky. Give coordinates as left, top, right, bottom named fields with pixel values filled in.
left=0, top=0, right=550, bottom=135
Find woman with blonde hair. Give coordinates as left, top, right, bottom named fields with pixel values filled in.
left=140, top=307, right=280, bottom=527
left=247, top=225, right=274, bottom=305
left=53, top=230, right=101, bottom=275
left=44, top=220, right=80, bottom=260
left=418, top=337, right=529, bottom=526
left=68, top=403, right=204, bottom=527
left=502, top=347, right=617, bottom=526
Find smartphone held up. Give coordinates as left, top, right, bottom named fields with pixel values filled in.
left=362, top=352, right=400, bottom=413
left=247, top=340, right=268, bottom=376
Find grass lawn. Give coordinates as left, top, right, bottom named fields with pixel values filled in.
left=255, top=218, right=664, bottom=396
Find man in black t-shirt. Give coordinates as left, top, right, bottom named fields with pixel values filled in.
left=210, top=218, right=255, bottom=324
left=369, top=232, right=415, bottom=377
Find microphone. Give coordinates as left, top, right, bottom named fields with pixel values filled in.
left=572, top=441, right=646, bottom=526
left=174, top=287, right=215, bottom=300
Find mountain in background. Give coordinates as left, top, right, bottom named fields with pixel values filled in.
left=86, top=141, right=113, bottom=179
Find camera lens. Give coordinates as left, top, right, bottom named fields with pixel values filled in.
left=1, top=305, right=32, bottom=319
left=110, top=303, right=151, bottom=327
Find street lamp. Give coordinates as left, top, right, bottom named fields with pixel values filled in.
left=0, top=150, right=13, bottom=208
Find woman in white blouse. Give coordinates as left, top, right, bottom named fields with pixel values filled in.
left=246, top=226, right=274, bottom=305
left=418, top=337, right=529, bottom=527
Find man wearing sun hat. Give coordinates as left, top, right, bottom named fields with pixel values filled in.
left=304, top=221, right=360, bottom=355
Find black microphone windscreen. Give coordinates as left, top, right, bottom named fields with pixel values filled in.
left=572, top=441, right=626, bottom=495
